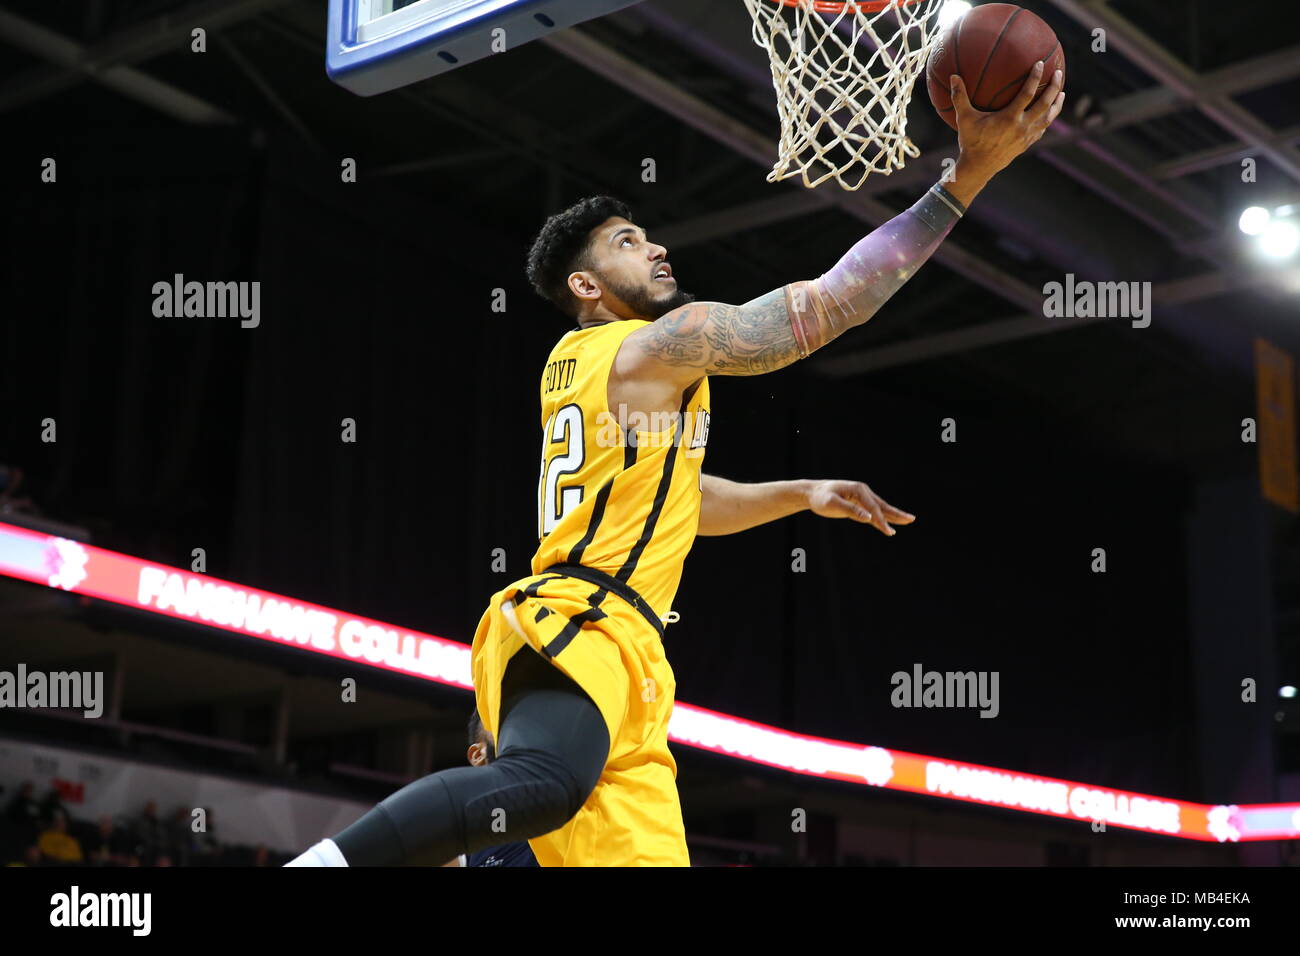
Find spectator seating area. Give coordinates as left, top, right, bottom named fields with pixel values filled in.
left=1, top=780, right=290, bottom=867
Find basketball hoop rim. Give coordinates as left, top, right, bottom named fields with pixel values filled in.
left=761, top=0, right=929, bottom=13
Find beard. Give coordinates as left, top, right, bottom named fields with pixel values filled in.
left=601, top=272, right=696, bottom=320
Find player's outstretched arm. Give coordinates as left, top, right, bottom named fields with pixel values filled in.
left=618, top=63, right=1065, bottom=393
left=698, top=474, right=914, bottom=537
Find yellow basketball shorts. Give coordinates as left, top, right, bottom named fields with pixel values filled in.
left=470, top=569, right=689, bottom=867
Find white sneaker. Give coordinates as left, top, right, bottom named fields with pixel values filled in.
left=284, top=839, right=348, bottom=867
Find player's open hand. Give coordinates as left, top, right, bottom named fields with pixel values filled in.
left=807, top=480, right=915, bottom=537
left=952, top=61, right=1065, bottom=180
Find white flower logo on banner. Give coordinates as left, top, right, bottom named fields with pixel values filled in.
left=860, top=746, right=895, bottom=787
left=1206, top=805, right=1241, bottom=843
left=46, top=538, right=89, bottom=591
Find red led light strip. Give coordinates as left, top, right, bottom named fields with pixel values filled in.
left=1, top=520, right=1295, bottom=842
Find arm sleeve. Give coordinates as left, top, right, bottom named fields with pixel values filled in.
left=785, top=183, right=966, bottom=358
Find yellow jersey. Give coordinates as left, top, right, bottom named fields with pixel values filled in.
left=531, top=319, right=711, bottom=619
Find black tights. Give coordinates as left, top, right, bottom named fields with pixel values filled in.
left=332, top=647, right=610, bottom=866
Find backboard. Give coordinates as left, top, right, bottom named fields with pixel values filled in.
left=327, top=0, right=646, bottom=96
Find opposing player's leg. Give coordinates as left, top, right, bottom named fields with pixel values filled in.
left=286, top=646, right=609, bottom=866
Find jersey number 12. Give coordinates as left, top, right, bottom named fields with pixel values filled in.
left=537, top=404, right=585, bottom=538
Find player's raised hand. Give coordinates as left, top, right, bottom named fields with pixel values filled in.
left=950, top=61, right=1065, bottom=182
left=807, top=480, right=915, bottom=537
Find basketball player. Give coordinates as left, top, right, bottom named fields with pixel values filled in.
left=287, top=65, right=1065, bottom=867
left=441, top=711, right=538, bottom=867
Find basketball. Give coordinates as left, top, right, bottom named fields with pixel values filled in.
left=926, top=3, right=1065, bottom=131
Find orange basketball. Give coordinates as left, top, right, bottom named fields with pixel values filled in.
left=926, top=3, right=1065, bottom=131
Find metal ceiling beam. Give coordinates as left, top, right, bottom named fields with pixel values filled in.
left=1153, top=125, right=1300, bottom=180
left=0, top=0, right=291, bottom=118
left=653, top=160, right=939, bottom=249
left=0, top=8, right=236, bottom=122
left=218, top=34, right=320, bottom=150
left=67, top=0, right=292, bottom=68
left=817, top=311, right=1095, bottom=376
left=651, top=190, right=826, bottom=250
left=1071, top=126, right=1216, bottom=231
left=815, top=264, right=1300, bottom=375
left=541, top=27, right=1045, bottom=313
left=1048, top=0, right=1300, bottom=185
left=1033, top=142, right=1197, bottom=242
left=628, top=2, right=773, bottom=92
left=1086, top=43, right=1300, bottom=136
left=370, top=148, right=511, bottom=178
left=1038, top=118, right=1215, bottom=241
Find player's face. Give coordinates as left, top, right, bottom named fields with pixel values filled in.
left=586, top=217, right=694, bottom=320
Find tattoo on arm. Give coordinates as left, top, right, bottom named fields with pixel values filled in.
left=635, top=183, right=965, bottom=379
left=639, top=290, right=802, bottom=376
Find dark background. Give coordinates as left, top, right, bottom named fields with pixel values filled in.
left=0, top=118, right=1225, bottom=798
left=2, top=0, right=1299, bottom=862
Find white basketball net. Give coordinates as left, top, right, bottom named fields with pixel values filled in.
left=743, top=0, right=948, bottom=190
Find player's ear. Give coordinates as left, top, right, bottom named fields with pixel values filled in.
left=568, top=270, right=603, bottom=303
left=467, top=743, right=487, bottom=767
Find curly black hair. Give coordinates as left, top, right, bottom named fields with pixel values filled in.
left=526, top=196, right=632, bottom=319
